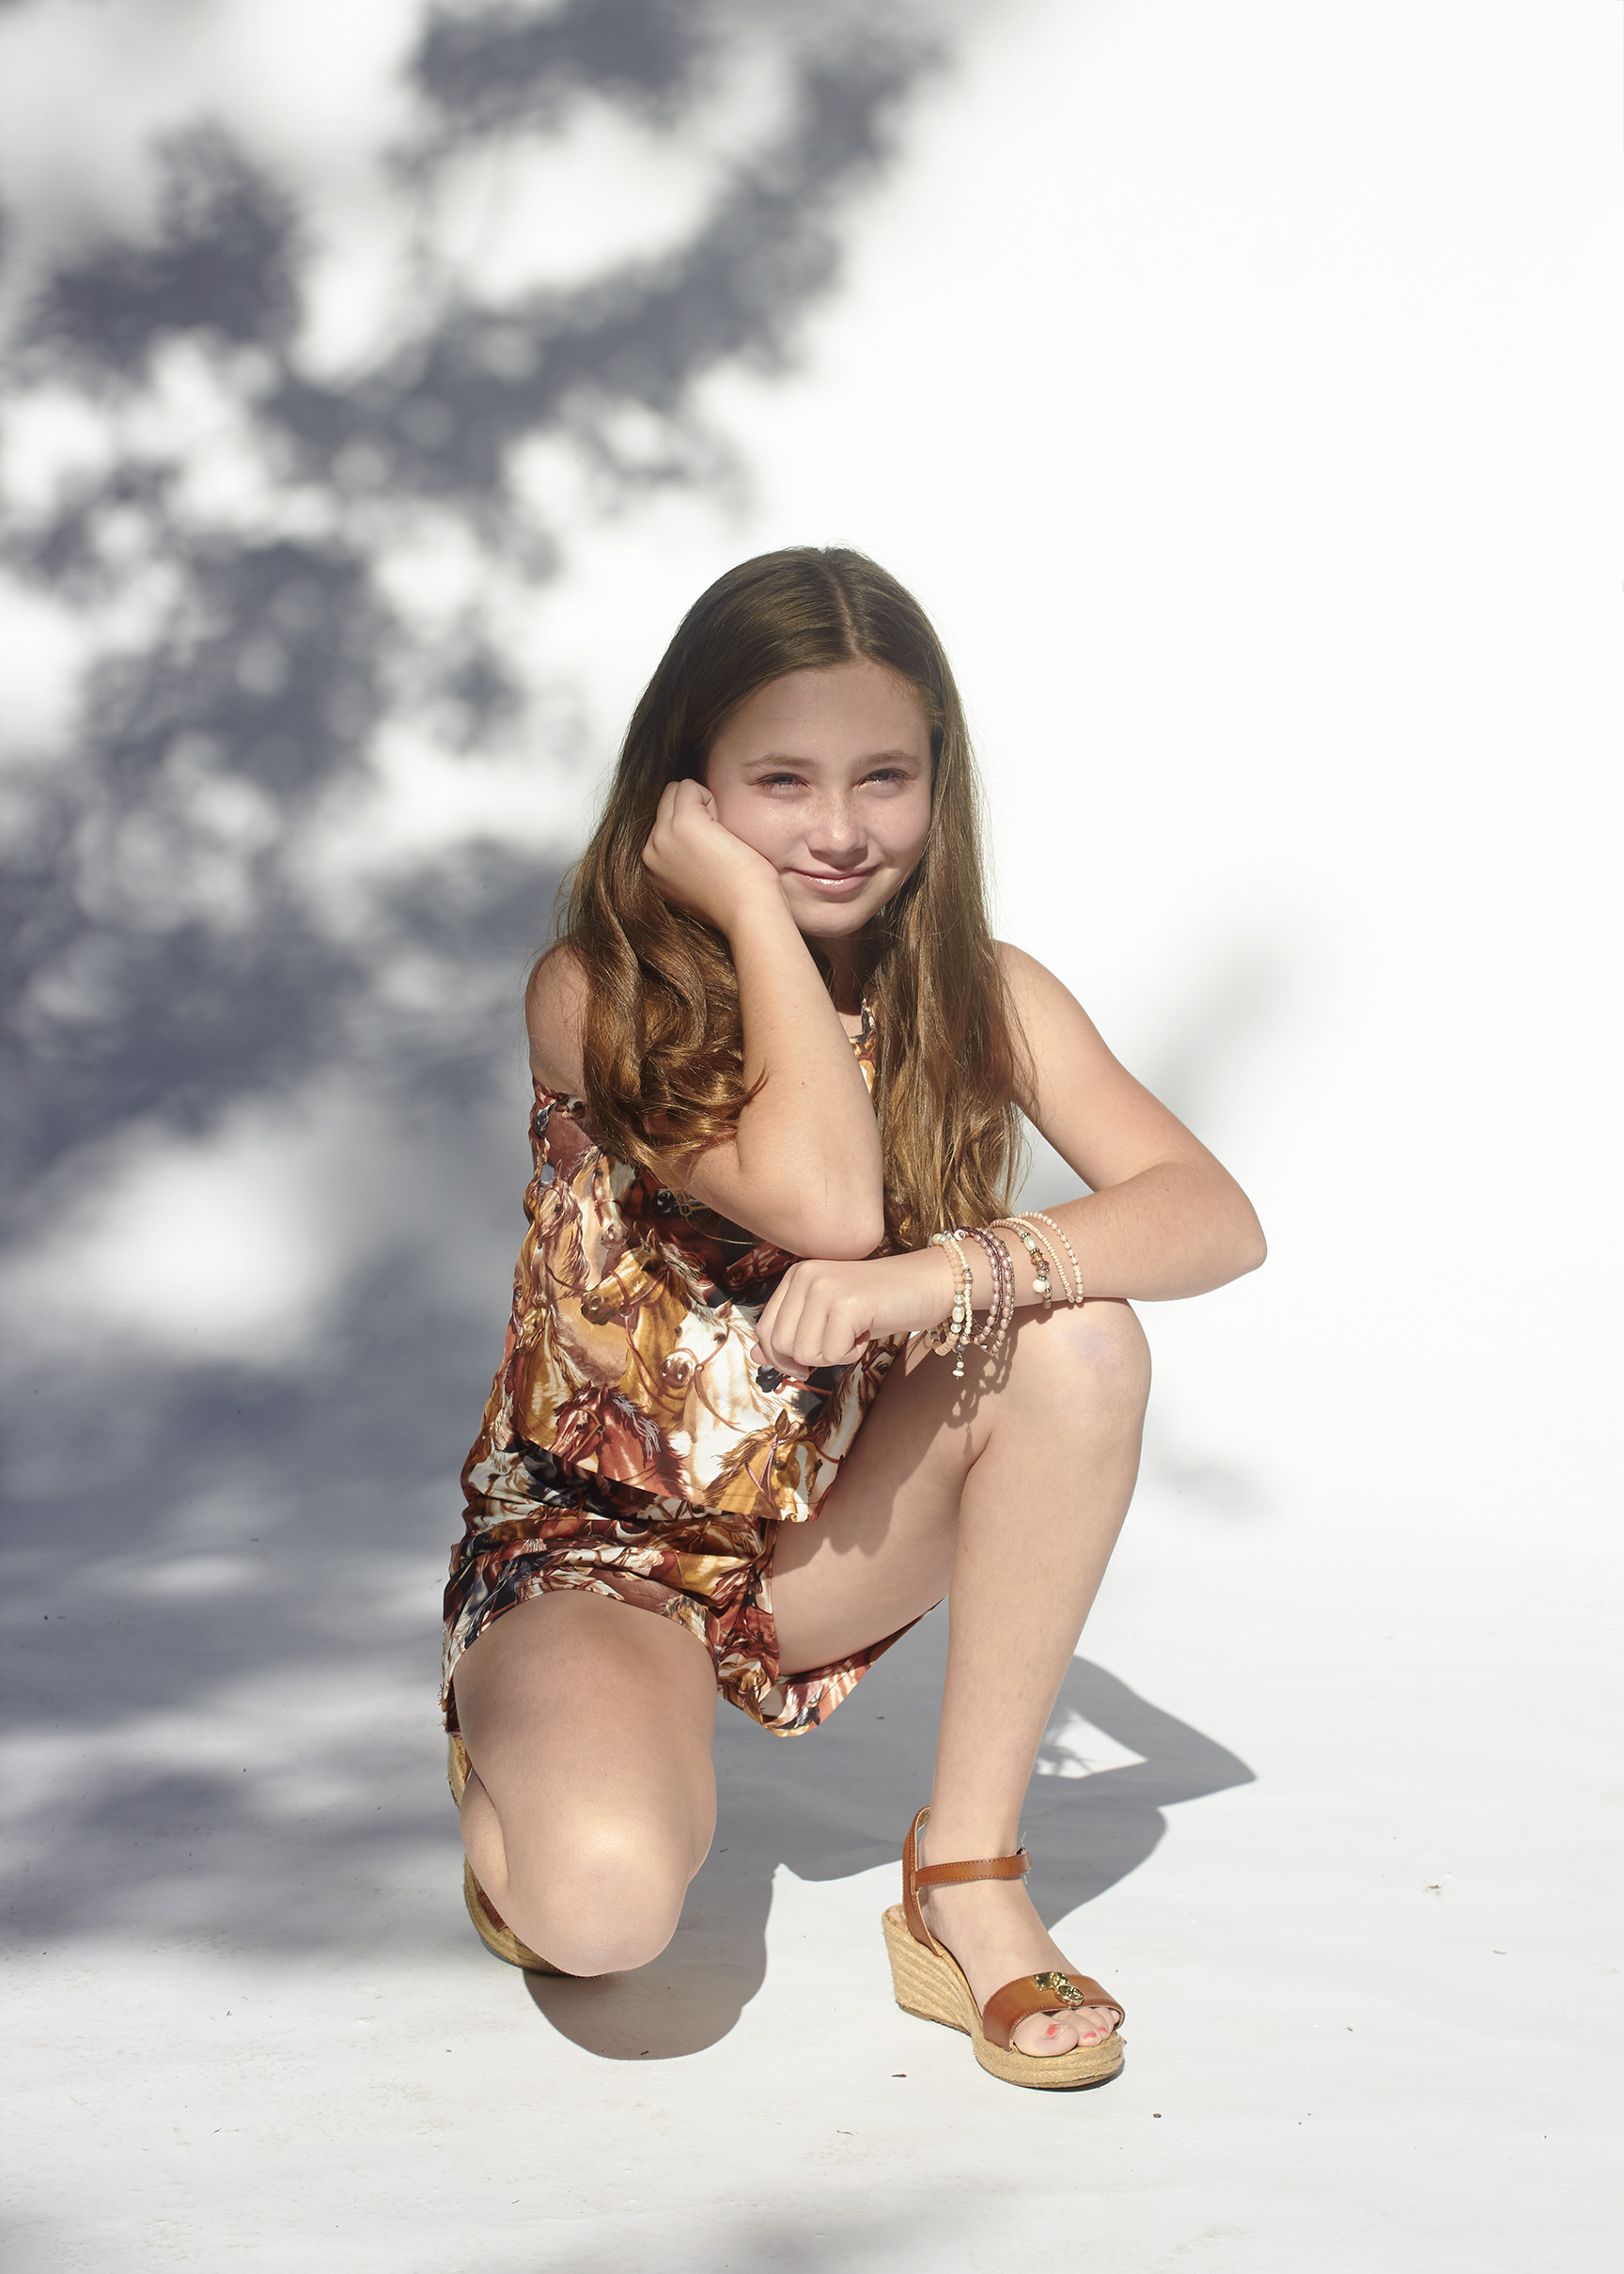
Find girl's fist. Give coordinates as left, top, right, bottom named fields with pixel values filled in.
left=641, top=778, right=783, bottom=933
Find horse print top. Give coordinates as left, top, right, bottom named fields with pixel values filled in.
left=460, top=1009, right=898, bottom=1534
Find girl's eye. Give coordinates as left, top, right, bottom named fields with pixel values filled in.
left=865, top=768, right=905, bottom=785
left=759, top=773, right=802, bottom=790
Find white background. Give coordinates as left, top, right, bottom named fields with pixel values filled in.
left=1, top=4, right=1618, bottom=2268
left=552, top=0, right=1624, bottom=1550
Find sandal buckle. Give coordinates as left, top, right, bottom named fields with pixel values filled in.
left=1032, top=1970, right=1086, bottom=2005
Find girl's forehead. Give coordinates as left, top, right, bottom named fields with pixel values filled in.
left=715, top=658, right=929, bottom=751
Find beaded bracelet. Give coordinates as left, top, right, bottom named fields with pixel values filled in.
left=945, top=1232, right=975, bottom=1374
left=960, top=1228, right=996, bottom=1352
left=962, top=1227, right=1015, bottom=1357
left=928, top=1230, right=974, bottom=1376
left=1027, top=1210, right=1084, bottom=1305
left=992, top=1217, right=1053, bottom=1308
left=1008, top=1215, right=1070, bottom=1305
left=987, top=1227, right=1019, bottom=1350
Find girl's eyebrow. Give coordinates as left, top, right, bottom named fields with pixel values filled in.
left=742, top=748, right=923, bottom=770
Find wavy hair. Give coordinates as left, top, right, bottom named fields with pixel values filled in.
left=556, top=546, right=1024, bottom=1247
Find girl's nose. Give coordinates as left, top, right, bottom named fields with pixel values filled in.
left=807, top=795, right=864, bottom=860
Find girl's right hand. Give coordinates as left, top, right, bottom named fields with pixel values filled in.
left=754, top=1247, right=959, bottom=1377
left=642, top=778, right=785, bottom=934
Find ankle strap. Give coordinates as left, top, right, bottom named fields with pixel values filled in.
left=901, top=1805, right=1029, bottom=1952
left=914, top=1852, right=1030, bottom=1890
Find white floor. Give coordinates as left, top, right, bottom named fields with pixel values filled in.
left=5, top=1491, right=1616, bottom=2273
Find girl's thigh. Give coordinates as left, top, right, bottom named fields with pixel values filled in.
left=452, top=1589, right=720, bottom=1888
left=770, top=1298, right=1147, bottom=1678
left=770, top=1337, right=971, bottom=1678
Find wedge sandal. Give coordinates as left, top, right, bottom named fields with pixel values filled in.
left=882, top=1804, right=1124, bottom=2090
left=446, top=1733, right=564, bottom=1975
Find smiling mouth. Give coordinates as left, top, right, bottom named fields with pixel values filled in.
left=789, top=869, right=875, bottom=890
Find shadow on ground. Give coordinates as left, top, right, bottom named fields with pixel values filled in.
left=527, top=1601, right=1253, bottom=2059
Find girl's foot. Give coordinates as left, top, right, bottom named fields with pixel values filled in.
left=920, top=1877, right=1119, bottom=2059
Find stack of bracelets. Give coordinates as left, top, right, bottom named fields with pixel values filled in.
left=925, top=1211, right=1084, bottom=1376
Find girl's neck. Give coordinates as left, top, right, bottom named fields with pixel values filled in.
left=816, top=934, right=868, bottom=1017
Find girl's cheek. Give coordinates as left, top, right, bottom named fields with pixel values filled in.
left=708, top=791, right=751, bottom=839
left=722, top=810, right=785, bottom=862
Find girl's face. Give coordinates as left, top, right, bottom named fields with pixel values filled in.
left=703, top=658, right=933, bottom=944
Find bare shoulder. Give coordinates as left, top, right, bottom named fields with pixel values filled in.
left=525, top=944, right=589, bottom=1094
left=994, top=938, right=1214, bottom=1182
left=995, top=940, right=1109, bottom=1057
left=996, top=938, right=1076, bottom=1013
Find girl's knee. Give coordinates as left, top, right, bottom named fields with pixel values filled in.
left=502, top=1809, right=690, bottom=1976
left=1021, top=1296, right=1150, bottom=1422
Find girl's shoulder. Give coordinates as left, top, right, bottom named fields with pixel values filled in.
left=992, top=941, right=1118, bottom=1119
left=994, top=938, right=1077, bottom=1036
left=995, top=938, right=1060, bottom=995
left=525, top=944, right=589, bottom=1096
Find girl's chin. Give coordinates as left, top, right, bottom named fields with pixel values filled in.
left=789, top=897, right=877, bottom=937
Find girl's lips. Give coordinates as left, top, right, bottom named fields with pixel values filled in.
left=789, top=868, right=875, bottom=893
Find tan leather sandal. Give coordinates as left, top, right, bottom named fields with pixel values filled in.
left=446, top=1734, right=564, bottom=1975
left=882, top=1804, right=1125, bottom=2089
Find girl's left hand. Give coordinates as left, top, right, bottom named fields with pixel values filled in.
left=754, top=1247, right=956, bottom=1376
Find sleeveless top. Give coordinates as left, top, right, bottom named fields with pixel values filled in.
left=461, top=1010, right=898, bottom=1529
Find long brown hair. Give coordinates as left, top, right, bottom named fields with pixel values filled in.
left=557, top=546, right=1025, bottom=1247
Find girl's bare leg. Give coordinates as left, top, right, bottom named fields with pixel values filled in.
left=770, top=1297, right=1150, bottom=2060
left=451, top=1590, right=719, bottom=1976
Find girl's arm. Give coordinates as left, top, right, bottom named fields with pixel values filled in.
left=994, top=941, right=1266, bottom=1301
left=529, top=780, right=885, bottom=1260
left=754, top=943, right=1265, bottom=1373
left=678, top=886, right=886, bottom=1259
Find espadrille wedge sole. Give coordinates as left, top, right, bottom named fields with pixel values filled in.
left=882, top=1905, right=1122, bottom=2089
left=447, top=1734, right=565, bottom=1975
left=884, top=1804, right=1125, bottom=2091
left=461, top=1858, right=565, bottom=1973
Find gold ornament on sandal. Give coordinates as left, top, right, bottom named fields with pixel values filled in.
left=1031, top=1971, right=1087, bottom=2004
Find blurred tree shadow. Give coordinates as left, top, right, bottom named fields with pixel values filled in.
left=2, top=1, right=943, bottom=1194
left=0, top=0, right=949, bottom=1956
left=0, top=6, right=1254, bottom=2044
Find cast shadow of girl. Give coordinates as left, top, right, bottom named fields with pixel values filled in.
left=524, top=1603, right=1253, bottom=2058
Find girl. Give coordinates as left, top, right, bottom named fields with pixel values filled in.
left=443, top=547, right=1265, bottom=2091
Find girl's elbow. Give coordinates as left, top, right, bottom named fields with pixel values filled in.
left=817, top=1205, right=886, bottom=1262
left=1235, top=1206, right=1267, bottom=1277
left=794, top=1168, right=884, bottom=1261
left=1208, top=1170, right=1265, bottom=1280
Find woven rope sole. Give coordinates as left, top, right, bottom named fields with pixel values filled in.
left=449, top=1740, right=566, bottom=1974
left=461, top=1860, right=565, bottom=1974
left=882, top=1905, right=1124, bottom=2091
